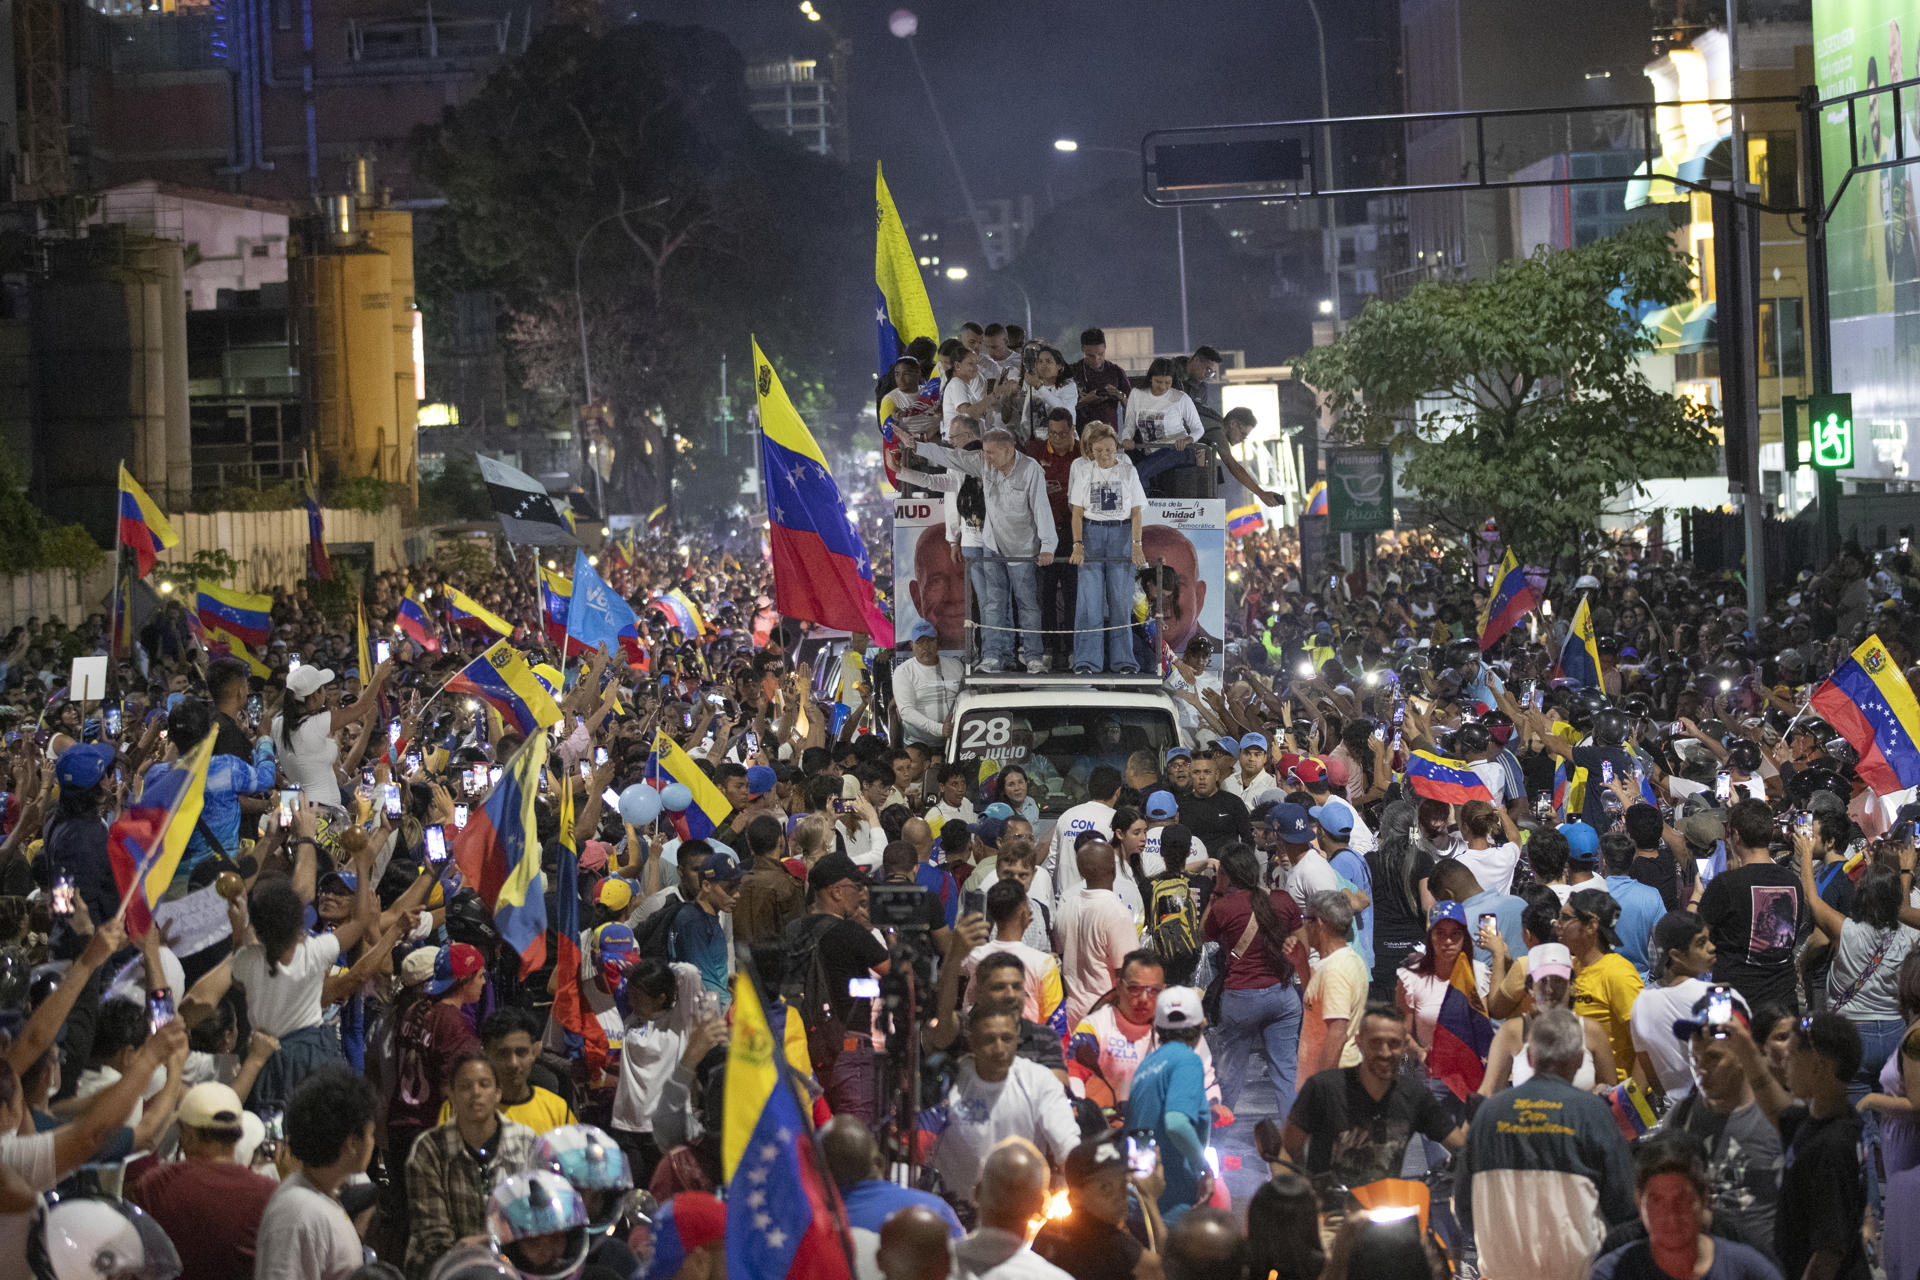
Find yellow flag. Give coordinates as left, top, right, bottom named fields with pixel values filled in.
left=722, top=970, right=782, bottom=1181
left=356, top=601, right=373, bottom=685
left=876, top=162, right=938, bottom=368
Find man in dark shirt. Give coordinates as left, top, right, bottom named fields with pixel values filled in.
left=1034, top=1132, right=1162, bottom=1280
left=790, top=852, right=890, bottom=1124
left=206, top=657, right=256, bottom=759
left=1027, top=407, right=1081, bottom=669
left=1070, top=328, right=1131, bottom=429
left=1623, top=803, right=1682, bottom=910
left=1699, top=800, right=1809, bottom=1013
left=1174, top=755, right=1251, bottom=856
left=1283, top=1004, right=1463, bottom=1186
left=1778, top=1013, right=1869, bottom=1280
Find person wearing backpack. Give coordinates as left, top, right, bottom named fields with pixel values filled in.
left=780, top=851, right=890, bottom=1124
left=1145, top=823, right=1203, bottom=987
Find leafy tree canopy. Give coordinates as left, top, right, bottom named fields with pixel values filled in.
left=1293, top=221, right=1720, bottom=569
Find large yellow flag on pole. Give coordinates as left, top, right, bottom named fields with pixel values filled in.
left=875, top=162, right=938, bottom=374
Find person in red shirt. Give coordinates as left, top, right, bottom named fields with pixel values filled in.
left=1027, top=407, right=1080, bottom=670
left=129, top=1082, right=279, bottom=1280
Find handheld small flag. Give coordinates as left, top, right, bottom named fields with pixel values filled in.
left=1226, top=504, right=1264, bottom=539
left=754, top=337, right=895, bottom=647
left=537, top=564, right=574, bottom=651
left=1809, top=634, right=1920, bottom=795
left=1477, top=550, right=1540, bottom=651
left=1304, top=482, right=1329, bottom=517
left=550, top=779, right=609, bottom=1075
left=397, top=596, right=440, bottom=652
left=447, top=641, right=563, bottom=737
left=116, top=464, right=179, bottom=578
left=1607, top=1078, right=1658, bottom=1141
left=196, top=582, right=272, bottom=648
left=450, top=735, right=551, bottom=975
left=1555, top=594, right=1603, bottom=688
left=108, top=734, right=216, bottom=937
left=1406, top=751, right=1496, bottom=805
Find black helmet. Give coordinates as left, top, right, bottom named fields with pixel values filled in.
left=1786, top=766, right=1850, bottom=809
left=1592, top=709, right=1629, bottom=747
left=446, top=888, right=501, bottom=952
left=1569, top=688, right=1609, bottom=733
left=1453, top=723, right=1492, bottom=756
left=1725, top=740, right=1762, bottom=773
left=1620, top=693, right=1654, bottom=720
left=1443, top=640, right=1480, bottom=671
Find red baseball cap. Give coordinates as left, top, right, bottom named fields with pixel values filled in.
left=424, top=942, right=484, bottom=996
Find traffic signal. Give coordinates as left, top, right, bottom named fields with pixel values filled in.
left=1806, top=393, right=1853, bottom=470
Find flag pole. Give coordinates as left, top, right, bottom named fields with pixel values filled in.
left=108, top=458, right=127, bottom=697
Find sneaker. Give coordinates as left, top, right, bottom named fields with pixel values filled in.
left=1072, top=665, right=1097, bottom=676
left=977, top=658, right=1004, bottom=673
left=1025, top=657, right=1050, bottom=674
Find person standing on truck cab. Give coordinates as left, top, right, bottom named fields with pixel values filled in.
left=1068, top=423, right=1148, bottom=675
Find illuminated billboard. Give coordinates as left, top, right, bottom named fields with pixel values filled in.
left=1814, top=0, right=1920, bottom=478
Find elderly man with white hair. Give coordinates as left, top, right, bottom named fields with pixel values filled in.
left=908, top=429, right=1056, bottom=673
left=1458, top=1008, right=1639, bottom=1280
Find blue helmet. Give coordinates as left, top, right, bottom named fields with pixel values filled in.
left=532, top=1124, right=633, bottom=1234
left=486, top=1170, right=588, bottom=1280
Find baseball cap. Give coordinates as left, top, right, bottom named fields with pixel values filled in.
left=1145, top=790, right=1179, bottom=821
left=1308, top=803, right=1354, bottom=836
left=1212, top=736, right=1240, bottom=756
left=595, top=877, right=635, bottom=913
left=1560, top=821, right=1600, bottom=864
left=909, top=620, right=939, bottom=642
left=316, top=869, right=357, bottom=897
left=178, top=1082, right=245, bottom=1130
left=285, top=665, right=337, bottom=699
left=1679, top=812, right=1725, bottom=848
left=1321, top=754, right=1351, bottom=789
left=745, top=766, right=777, bottom=799
left=645, top=1193, right=728, bottom=1280
left=593, top=923, right=638, bottom=968
left=1427, top=901, right=1470, bottom=932
left=400, top=946, right=439, bottom=989
left=1267, top=802, right=1312, bottom=844
left=1154, top=986, right=1207, bottom=1031
left=1672, top=986, right=1752, bottom=1043
left=973, top=816, right=1006, bottom=850
left=54, top=743, right=116, bottom=790
left=1239, top=732, right=1269, bottom=753
left=1527, top=942, right=1573, bottom=982
left=1164, top=746, right=1192, bottom=763
left=1289, top=758, right=1329, bottom=787
left=807, top=850, right=867, bottom=895
left=1064, top=1133, right=1129, bottom=1188
left=982, top=801, right=1015, bottom=821
left=423, top=941, right=485, bottom=997
left=699, top=848, right=744, bottom=884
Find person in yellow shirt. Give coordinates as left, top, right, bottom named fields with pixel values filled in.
left=1561, top=889, right=1644, bottom=1073
left=1299, top=891, right=1369, bottom=1079
left=437, top=1007, right=577, bottom=1135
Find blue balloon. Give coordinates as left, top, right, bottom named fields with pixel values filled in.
left=617, top=784, right=662, bottom=827
left=661, top=783, right=694, bottom=813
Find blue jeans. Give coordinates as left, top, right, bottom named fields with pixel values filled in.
left=963, top=546, right=987, bottom=658
left=1215, top=981, right=1301, bottom=1118
left=978, top=553, right=1042, bottom=665
left=1852, top=1015, right=1906, bottom=1220
left=1073, top=521, right=1137, bottom=672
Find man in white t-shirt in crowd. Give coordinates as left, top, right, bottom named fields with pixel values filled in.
left=1222, top=732, right=1282, bottom=809
left=1045, top=766, right=1121, bottom=907
left=1283, top=804, right=1344, bottom=913
left=927, top=1003, right=1080, bottom=1207
left=255, top=1066, right=379, bottom=1280
left=1058, top=840, right=1142, bottom=1027
left=1290, top=758, right=1376, bottom=854
left=893, top=621, right=962, bottom=749
left=1067, top=950, right=1221, bottom=1112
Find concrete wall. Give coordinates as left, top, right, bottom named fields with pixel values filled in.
left=0, top=504, right=411, bottom=629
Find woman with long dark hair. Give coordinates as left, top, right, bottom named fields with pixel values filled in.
left=1201, top=841, right=1303, bottom=1116
left=1560, top=888, right=1643, bottom=1075
left=1796, top=832, right=1920, bottom=1099
left=1246, top=1173, right=1326, bottom=1280
left=1365, top=800, right=1434, bottom=1000
left=272, top=660, right=391, bottom=807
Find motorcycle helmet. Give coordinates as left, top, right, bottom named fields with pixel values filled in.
left=1443, top=640, right=1480, bottom=672
left=1591, top=710, right=1629, bottom=748
left=533, top=1124, right=634, bottom=1235
left=30, top=1197, right=180, bottom=1280
left=446, top=888, right=502, bottom=953
left=1453, top=723, right=1492, bottom=757
left=427, top=1245, right=521, bottom=1280
left=1569, top=688, right=1609, bottom=734
left=488, top=1170, right=589, bottom=1280
left=1620, top=693, right=1654, bottom=721
left=1478, top=710, right=1515, bottom=745
left=1786, top=766, right=1850, bottom=810
left=1724, top=740, right=1763, bottom=774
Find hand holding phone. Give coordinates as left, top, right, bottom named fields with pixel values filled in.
left=453, top=803, right=469, bottom=830
left=375, top=639, right=391, bottom=665
left=382, top=782, right=402, bottom=818
left=147, top=988, right=175, bottom=1035
left=51, top=870, right=74, bottom=918
left=424, top=825, right=448, bottom=864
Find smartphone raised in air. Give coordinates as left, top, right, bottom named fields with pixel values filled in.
left=375, top=639, right=391, bottom=665
left=453, top=804, right=469, bottom=831
left=278, top=788, right=299, bottom=827
left=424, top=825, right=448, bottom=864
left=146, top=988, right=174, bottom=1036
left=51, top=870, right=74, bottom=918
left=382, top=783, right=402, bottom=818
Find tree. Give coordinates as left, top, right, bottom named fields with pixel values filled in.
left=413, top=22, right=867, bottom=516
left=1292, top=222, right=1720, bottom=571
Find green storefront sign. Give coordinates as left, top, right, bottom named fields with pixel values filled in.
left=1325, top=448, right=1394, bottom=533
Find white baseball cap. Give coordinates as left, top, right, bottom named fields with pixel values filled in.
left=286, top=665, right=336, bottom=699
left=1154, top=987, right=1207, bottom=1031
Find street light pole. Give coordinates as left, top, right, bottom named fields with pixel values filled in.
left=1299, top=0, right=1340, bottom=327
left=1056, top=139, right=1191, bottom=348
left=899, top=28, right=993, bottom=265
left=572, top=207, right=632, bottom=405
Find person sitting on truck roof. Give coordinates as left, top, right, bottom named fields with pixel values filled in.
left=893, top=621, right=963, bottom=750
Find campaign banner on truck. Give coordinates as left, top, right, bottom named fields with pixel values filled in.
left=892, top=495, right=964, bottom=654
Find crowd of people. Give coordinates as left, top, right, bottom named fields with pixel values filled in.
left=0, top=319, right=1915, bottom=1280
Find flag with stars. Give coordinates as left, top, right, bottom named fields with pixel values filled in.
left=723, top=970, right=854, bottom=1280
left=476, top=453, right=579, bottom=545
left=753, top=336, right=895, bottom=647
left=875, top=162, right=937, bottom=375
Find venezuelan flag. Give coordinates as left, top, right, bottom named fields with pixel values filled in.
left=650, top=590, right=705, bottom=640
left=537, top=564, right=576, bottom=652
left=446, top=587, right=512, bottom=638
left=1555, top=594, right=1602, bottom=688
left=1428, top=948, right=1494, bottom=1101
left=196, top=582, right=272, bottom=648
left=116, top=464, right=178, bottom=578
left=723, top=971, right=856, bottom=1280
left=875, top=162, right=938, bottom=374
left=550, top=781, right=609, bottom=1074
left=645, top=730, right=732, bottom=842
left=1810, top=633, right=1920, bottom=795
left=1227, top=504, right=1265, bottom=539
left=1477, top=550, right=1540, bottom=651
left=1550, top=760, right=1571, bottom=819
left=753, top=337, right=895, bottom=646
left=447, top=641, right=562, bottom=737
left=304, top=486, right=332, bottom=581
left=1607, top=1078, right=1658, bottom=1141
left=108, top=734, right=215, bottom=938
left=205, top=622, right=269, bottom=679
left=1304, top=482, right=1329, bottom=517
left=1406, top=750, right=1495, bottom=805
left=451, top=735, right=550, bottom=975
left=397, top=595, right=440, bottom=652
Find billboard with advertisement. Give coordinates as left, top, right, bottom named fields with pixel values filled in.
left=1814, top=0, right=1920, bottom=479
left=892, top=496, right=963, bottom=654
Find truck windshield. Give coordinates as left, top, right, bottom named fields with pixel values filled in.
left=951, top=705, right=1178, bottom=816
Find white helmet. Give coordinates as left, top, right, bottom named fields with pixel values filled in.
left=1573, top=574, right=1601, bottom=591
left=488, top=1169, right=589, bottom=1280
left=30, top=1197, right=181, bottom=1280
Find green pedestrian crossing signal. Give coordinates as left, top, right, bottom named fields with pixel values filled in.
left=1806, top=393, right=1854, bottom=470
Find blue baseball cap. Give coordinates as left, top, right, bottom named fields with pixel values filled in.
left=972, top=816, right=1006, bottom=849
left=699, top=848, right=744, bottom=883
left=1145, top=790, right=1179, bottom=821
left=1164, top=746, right=1192, bottom=763
left=422, top=941, right=484, bottom=997
left=745, top=765, right=777, bottom=798
left=1213, top=736, right=1240, bottom=756
left=1238, top=732, right=1270, bottom=753
left=909, top=620, right=939, bottom=642
left=1428, top=901, right=1470, bottom=932
left=1560, top=821, right=1600, bottom=864
left=983, top=801, right=1015, bottom=821
left=54, top=743, right=115, bottom=790
left=1308, top=803, right=1354, bottom=836
left=1267, top=802, right=1313, bottom=843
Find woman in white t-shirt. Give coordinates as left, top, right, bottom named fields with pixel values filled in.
left=1119, top=357, right=1203, bottom=490
left=1067, top=423, right=1147, bottom=675
left=1629, top=909, right=1715, bottom=1105
left=272, top=661, right=391, bottom=807
left=1453, top=800, right=1522, bottom=896
left=1014, top=347, right=1079, bottom=445
left=940, top=348, right=991, bottom=441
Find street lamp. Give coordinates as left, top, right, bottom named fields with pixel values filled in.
left=944, top=266, right=968, bottom=281
left=1054, top=138, right=1190, bottom=351
left=892, top=11, right=993, bottom=265
left=1319, top=299, right=1335, bottom=314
